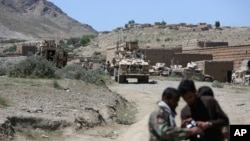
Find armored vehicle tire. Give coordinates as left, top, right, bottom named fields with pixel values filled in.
left=244, top=78, right=250, bottom=85
left=118, top=75, right=126, bottom=83
left=115, top=76, right=118, bottom=82
left=204, top=77, right=213, bottom=82
left=138, top=76, right=149, bottom=83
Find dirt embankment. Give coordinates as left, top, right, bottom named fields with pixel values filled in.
left=0, top=76, right=134, bottom=141
left=1, top=76, right=250, bottom=141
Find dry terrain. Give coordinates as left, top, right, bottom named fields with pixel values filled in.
left=1, top=76, right=250, bottom=141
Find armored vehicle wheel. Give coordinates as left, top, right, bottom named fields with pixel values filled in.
left=138, top=76, right=149, bottom=83
left=204, top=77, right=213, bottom=82
left=143, top=76, right=149, bottom=83
left=115, top=76, right=118, bottom=82
left=244, top=78, right=250, bottom=85
left=118, top=75, right=125, bottom=83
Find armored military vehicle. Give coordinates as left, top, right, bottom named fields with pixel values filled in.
left=232, top=60, right=250, bottom=85
left=171, top=62, right=213, bottom=82
left=36, top=40, right=68, bottom=68
left=112, top=41, right=150, bottom=83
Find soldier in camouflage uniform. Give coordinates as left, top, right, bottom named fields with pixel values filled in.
left=148, top=87, right=202, bottom=141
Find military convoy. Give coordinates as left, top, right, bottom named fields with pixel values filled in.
left=112, top=41, right=150, bottom=83
left=36, top=40, right=68, bottom=68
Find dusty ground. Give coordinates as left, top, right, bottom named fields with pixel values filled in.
left=1, top=76, right=250, bottom=141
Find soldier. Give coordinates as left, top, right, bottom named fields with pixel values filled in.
left=178, top=79, right=229, bottom=141
left=148, top=87, right=203, bottom=141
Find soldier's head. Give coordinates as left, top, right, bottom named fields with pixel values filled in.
left=178, top=79, right=198, bottom=107
left=198, top=86, right=214, bottom=97
left=162, top=87, right=180, bottom=111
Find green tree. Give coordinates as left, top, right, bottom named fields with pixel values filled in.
left=161, top=20, right=166, bottom=26
left=215, top=21, right=220, bottom=28
left=80, top=35, right=96, bottom=46
left=128, top=20, right=135, bottom=24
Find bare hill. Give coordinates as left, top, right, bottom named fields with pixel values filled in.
left=73, top=25, right=250, bottom=58
left=0, top=0, right=97, bottom=40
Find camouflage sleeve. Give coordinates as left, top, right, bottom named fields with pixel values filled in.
left=149, top=110, right=187, bottom=141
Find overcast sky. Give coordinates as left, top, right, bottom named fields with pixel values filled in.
left=48, top=0, right=250, bottom=31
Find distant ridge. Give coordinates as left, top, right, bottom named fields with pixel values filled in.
left=0, top=0, right=97, bottom=40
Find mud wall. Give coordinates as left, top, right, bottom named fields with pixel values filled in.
left=183, top=45, right=250, bottom=70
left=16, top=45, right=36, bottom=56
left=195, top=60, right=234, bottom=82
left=140, top=48, right=182, bottom=66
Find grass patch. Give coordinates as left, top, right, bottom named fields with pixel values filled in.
left=212, top=80, right=224, bottom=88
left=52, top=80, right=64, bottom=90
left=116, top=104, right=137, bottom=125
left=0, top=95, right=11, bottom=107
left=15, top=126, right=64, bottom=141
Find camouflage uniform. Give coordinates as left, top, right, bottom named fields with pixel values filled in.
left=148, top=101, right=187, bottom=141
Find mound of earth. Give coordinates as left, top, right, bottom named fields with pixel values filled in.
left=0, top=76, right=134, bottom=140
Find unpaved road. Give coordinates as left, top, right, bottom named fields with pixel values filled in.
left=65, top=78, right=250, bottom=141
left=2, top=77, right=250, bottom=141
left=107, top=79, right=250, bottom=141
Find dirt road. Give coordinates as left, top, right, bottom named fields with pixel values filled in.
left=107, top=79, right=250, bottom=141
left=1, top=77, right=250, bottom=141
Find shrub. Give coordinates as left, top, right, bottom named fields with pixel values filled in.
left=0, top=64, right=7, bottom=76
left=3, top=45, right=17, bottom=53
left=55, top=64, right=108, bottom=85
left=215, top=21, right=220, bottom=28
left=80, top=35, right=96, bottom=46
left=7, top=56, right=57, bottom=78
left=212, top=80, right=224, bottom=88
left=53, top=80, right=64, bottom=89
left=0, top=95, right=11, bottom=108
left=0, top=39, right=26, bottom=44
left=116, top=104, right=137, bottom=125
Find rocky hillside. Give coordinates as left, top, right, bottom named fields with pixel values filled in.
left=74, top=25, right=250, bottom=57
left=0, top=0, right=97, bottom=40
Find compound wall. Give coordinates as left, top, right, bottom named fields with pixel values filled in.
left=183, top=45, right=250, bottom=70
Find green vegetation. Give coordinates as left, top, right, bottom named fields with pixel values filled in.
left=3, top=45, right=17, bottom=53
left=0, top=95, right=11, bottom=108
left=128, top=20, right=135, bottom=24
left=161, top=20, right=166, bottom=26
left=8, top=56, right=57, bottom=78
left=59, top=35, right=96, bottom=48
left=53, top=80, right=64, bottom=89
left=215, top=21, right=220, bottom=28
left=212, top=80, right=224, bottom=88
left=1, top=56, right=109, bottom=85
left=0, top=39, right=26, bottom=44
left=80, top=35, right=96, bottom=46
left=14, top=125, right=64, bottom=141
left=55, top=64, right=109, bottom=85
left=116, top=104, right=137, bottom=125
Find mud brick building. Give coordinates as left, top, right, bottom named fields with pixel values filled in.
left=183, top=45, right=250, bottom=70
left=195, top=60, right=234, bottom=82
left=16, top=44, right=37, bottom=56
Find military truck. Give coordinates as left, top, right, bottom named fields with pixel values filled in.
left=112, top=41, right=150, bottom=83
left=36, top=40, right=68, bottom=68
left=171, top=62, right=213, bottom=82
left=231, top=60, right=250, bottom=85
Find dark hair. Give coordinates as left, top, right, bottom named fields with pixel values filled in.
left=177, top=79, right=196, bottom=96
left=198, top=86, right=214, bottom=97
left=162, top=87, right=179, bottom=100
